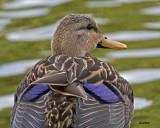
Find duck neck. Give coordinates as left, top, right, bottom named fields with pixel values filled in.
left=51, top=39, right=86, bottom=57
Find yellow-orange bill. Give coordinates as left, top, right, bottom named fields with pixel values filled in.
left=101, top=35, right=127, bottom=50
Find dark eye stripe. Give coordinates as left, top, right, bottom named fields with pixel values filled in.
left=87, top=24, right=93, bottom=30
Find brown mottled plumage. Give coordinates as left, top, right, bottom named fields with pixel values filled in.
left=11, top=14, right=133, bottom=128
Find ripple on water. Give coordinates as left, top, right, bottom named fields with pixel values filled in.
left=108, top=48, right=160, bottom=58
left=145, top=22, right=160, bottom=29
left=94, top=18, right=110, bottom=25
left=0, top=94, right=152, bottom=111
left=87, top=0, right=157, bottom=8
left=0, top=8, right=50, bottom=18
left=0, top=18, right=11, bottom=30
left=6, top=18, right=109, bottom=41
left=0, top=18, right=11, bottom=24
left=141, top=6, right=160, bottom=15
left=0, top=94, right=14, bottom=111
left=87, top=1, right=121, bottom=8
left=6, top=23, right=58, bottom=41
left=114, top=0, right=157, bottom=3
left=120, top=69, right=160, bottom=84
left=2, top=0, right=72, bottom=9
left=134, top=98, right=152, bottom=110
left=0, top=60, right=40, bottom=77
left=105, top=31, right=160, bottom=41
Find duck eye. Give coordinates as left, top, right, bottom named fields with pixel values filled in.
left=87, top=24, right=93, bottom=30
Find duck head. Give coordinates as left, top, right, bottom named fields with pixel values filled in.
left=51, top=14, right=127, bottom=57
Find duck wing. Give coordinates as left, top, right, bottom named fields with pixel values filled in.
left=11, top=86, right=49, bottom=128
left=11, top=83, right=81, bottom=128
left=72, top=79, right=133, bottom=128
left=11, top=55, right=87, bottom=128
left=71, top=54, right=133, bottom=128
left=73, top=93, right=133, bottom=128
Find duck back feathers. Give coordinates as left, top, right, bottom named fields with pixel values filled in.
left=11, top=53, right=133, bottom=128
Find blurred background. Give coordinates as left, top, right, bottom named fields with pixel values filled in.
left=0, top=0, right=160, bottom=127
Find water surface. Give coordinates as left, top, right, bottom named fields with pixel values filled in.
left=2, top=0, right=72, bottom=9
left=0, top=18, right=11, bottom=30
left=94, top=18, right=110, bottom=25
left=0, top=94, right=14, bottom=111
left=108, top=48, right=160, bottom=58
left=0, top=8, right=49, bottom=18
left=6, top=23, right=57, bottom=41
left=87, top=1, right=120, bottom=8
left=120, top=69, right=160, bottom=84
left=134, top=98, right=152, bottom=110
left=106, top=31, right=160, bottom=41
left=145, top=22, right=160, bottom=29
left=141, top=6, right=160, bottom=15
left=115, top=0, right=157, bottom=3
left=87, top=0, right=157, bottom=8
left=0, top=60, right=40, bottom=77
